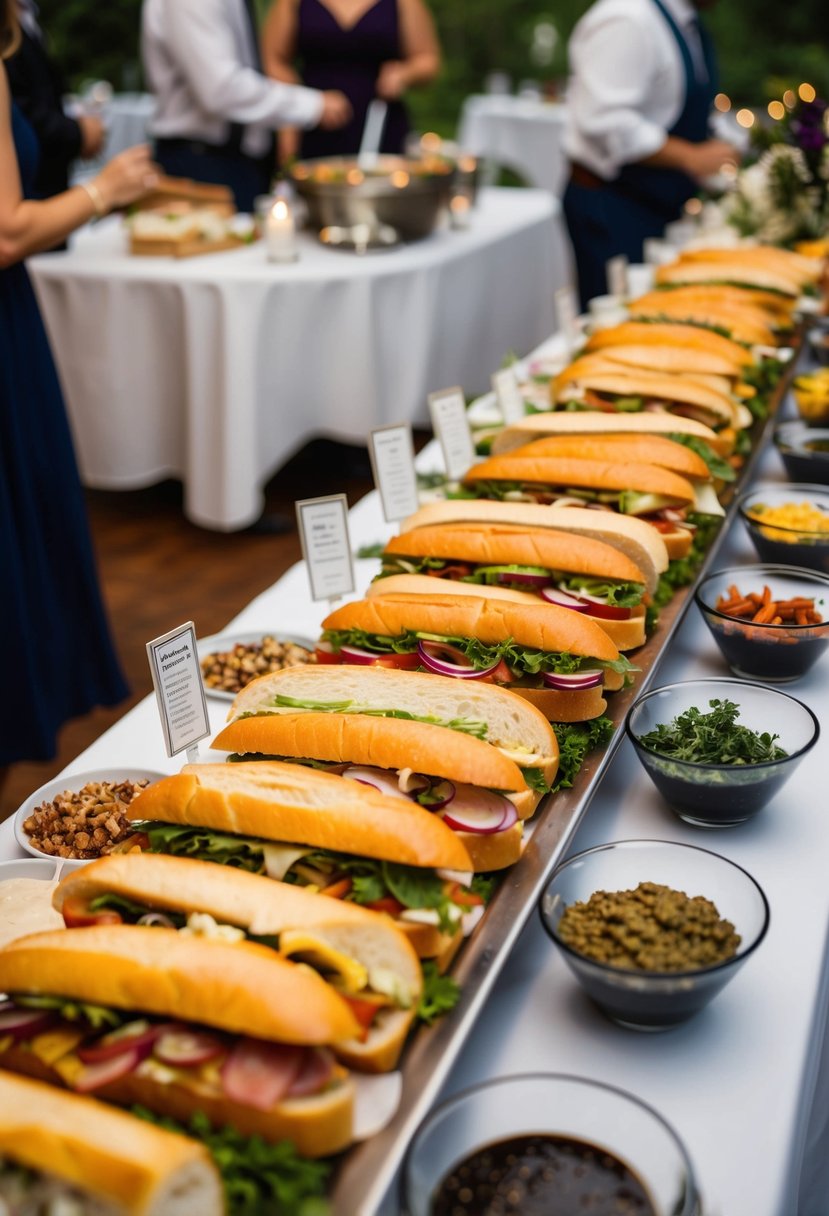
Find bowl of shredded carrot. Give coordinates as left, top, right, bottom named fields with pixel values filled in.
left=695, top=563, right=829, bottom=682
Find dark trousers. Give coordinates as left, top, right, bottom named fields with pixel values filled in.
left=154, top=138, right=274, bottom=213
left=563, top=179, right=677, bottom=310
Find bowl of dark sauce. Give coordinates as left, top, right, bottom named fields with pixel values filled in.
left=775, top=422, right=829, bottom=486
left=404, top=1073, right=699, bottom=1216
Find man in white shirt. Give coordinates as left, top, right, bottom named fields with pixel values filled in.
left=563, top=0, right=739, bottom=306
left=142, top=0, right=351, bottom=210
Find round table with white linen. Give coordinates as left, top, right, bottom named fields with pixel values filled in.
left=457, top=94, right=569, bottom=196
left=29, top=188, right=564, bottom=531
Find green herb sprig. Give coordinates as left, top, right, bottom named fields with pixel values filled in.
left=637, top=698, right=787, bottom=765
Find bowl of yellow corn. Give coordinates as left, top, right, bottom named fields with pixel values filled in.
left=793, top=368, right=829, bottom=424
left=738, top=483, right=829, bottom=572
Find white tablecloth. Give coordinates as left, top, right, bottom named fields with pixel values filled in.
left=458, top=95, right=569, bottom=196
left=29, top=188, right=564, bottom=531
left=3, top=341, right=827, bottom=1215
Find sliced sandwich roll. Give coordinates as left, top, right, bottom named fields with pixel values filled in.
left=628, top=293, right=777, bottom=346
left=217, top=664, right=559, bottom=809
left=319, top=592, right=632, bottom=720
left=213, top=714, right=527, bottom=870
left=0, top=1072, right=224, bottom=1216
left=54, top=853, right=423, bottom=1073
left=376, top=522, right=649, bottom=649
left=399, top=500, right=669, bottom=595
left=583, top=320, right=753, bottom=368
left=550, top=365, right=749, bottom=431
left=126, top=761, right=478, bottom=967
left=654, top=260, right=802, bottom=297
left=0, top=926, right=357, bottom=1157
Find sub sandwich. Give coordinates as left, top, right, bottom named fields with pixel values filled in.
left=318, top=591, right=632, bottom=720
left=0, top=1071, right=224, bottom=1216
left=373, top=522, right=650, bottom=649
left=127, top=760, right=477, bottom=967
left=54, top=852, right=423, bottom=1072
left=583, top=319, right=753, bottom=370
left=215, top=663, right=558, bottom=819
left=0, top=925, right=359, bottom=1157
left=628, top=291, right=777, bottom=346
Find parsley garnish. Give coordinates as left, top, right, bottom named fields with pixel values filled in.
left=416, top=961, right=461, bottom=1025
left=637, top=698, right=787, bottom=765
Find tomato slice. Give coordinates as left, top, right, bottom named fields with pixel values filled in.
left=320, top=877, right=352, bottom=900
left=62, top=896, right=123, bottom=928
left=448, top=882, right=484, bottom=908
left=365, top=897, right=405, bottom=917
left=314, top=646, right=341, bottom=665
left=340, top=995, right=384, bottom=1041
left=373, top=652, right=421, bottom=670
left=477, top=658, right=514, bottom=684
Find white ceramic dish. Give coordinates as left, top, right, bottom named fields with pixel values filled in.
left=14, top=768, right=167, bottom=870
left=197, top=631, right=317, bottom=701
left=0, top=857, right=63, bottom=882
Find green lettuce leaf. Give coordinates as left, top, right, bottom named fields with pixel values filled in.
left=551, top=716, right=615, bottom=791
left=14, top=994, right=125, bottom=1031
left=416, top=961, right=461, bottom=1025
left=559, top=577, right=644, bottom=607
left=666, top=433, right=736, bottom=482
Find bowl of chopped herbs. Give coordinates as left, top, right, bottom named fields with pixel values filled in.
left=539, top=840, right=770, bottom=1029
left=625, top=679, right=819, bottom=827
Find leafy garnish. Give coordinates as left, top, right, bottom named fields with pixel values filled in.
left=520, top=766, right=552, bottom=796
left=666, top=433, right=736, bottom=482
left=551, top=716, right=614, bottom=791
left=637, top=698, right=787, bottom=765
left=265, top=696, right=489, bottom=740
left=14, top=995, right=125, bottom=1031
left=356, top=542, right=385, bottom=559
left=130, top=1108, right=330, bottom=1216
left=416, top=961, right=461, bottom=1025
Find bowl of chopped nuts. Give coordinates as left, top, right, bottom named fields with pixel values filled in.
left=694, top=564, right=829, bottom=682
left=14, top=769, right=167, bottom=868
left=198, top=632, right=316, bottom=699
left=539, top=839, right=770, bottom=1029
left=625, top=679, right=819, bottom=827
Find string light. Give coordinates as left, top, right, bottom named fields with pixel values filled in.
left=798, top=83, right=816, bottom=103
left=783, top=90, right=796, bottom=109
left=735, top=109, right=755, bottom=129
left=767, top=101, right=785, bottom=121
left=714, top=93, right=731, bottom=113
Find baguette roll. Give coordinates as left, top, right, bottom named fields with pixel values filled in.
left=463, top=455, right=696, bottom=504
left=550, top=368, right=741, bottom=428
left=489, top=435, right=711, bottom=482
left=583, top=320, right=753, bottom=367
left=654, top=261, right=801, bottom=297
left=628, top=297, right=776, bottom=346
left=491, top=410, right=730, bottom=458
left=55, top=853, right=423, bottom=1072
left=0, top=1072, right=223, bottom=1216
left=0, top=927, right=357, bottom=1157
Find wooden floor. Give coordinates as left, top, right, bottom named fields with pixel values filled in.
left=0, top=437, right=381, bottom=823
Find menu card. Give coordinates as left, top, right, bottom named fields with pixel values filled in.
left=296, top=493, right=355, bottom=602
left=146, top=621, right=210, bottom=758
left=428, top=386, right=475, bottom=480
left=369, top=424, right=419, bottom=522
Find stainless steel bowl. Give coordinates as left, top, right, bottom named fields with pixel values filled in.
left=289, top=155, right=453, bottom=245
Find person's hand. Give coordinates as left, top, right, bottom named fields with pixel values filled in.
left=319, top=91, right=352, bottom=130
left=684, top=139, right=741, bottom=181
left=92, top=144, right=160, bottom=212
left=78, top=115, right=106, bottom=159
left=376, top=60, right=408, bottom=100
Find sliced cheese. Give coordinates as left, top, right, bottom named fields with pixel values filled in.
left=263, top=843, right=314, bottom=880
left=693, top=482, right=725, bottom=517
left=279, top=930, right=368, bottom=995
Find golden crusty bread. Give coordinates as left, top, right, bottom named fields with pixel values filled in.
left=628, top=295, right=776, bottom=345
left=55, top=853, right=422, bottom=1074
left=491, top=411, right=730, bottom=459
left=463, top=454, right=697, bottom=504
left=655, top=261, right=801, bottom=297
left=383, top=522, right=647, bottom=585
left=551, top=368, right=740, bottom=426
left=0, top=925, right=358, bottom=1044
left=400, top=500, right=670, bottom=591
left=584, top=320, right=752, bottom=366
left=129, top=761, right=473, bottom=871
left=500, top=435, right=710, bottom=482
left=580, top=342, right=748, bottom=378
left=322, top=591, right=622, bottom=662
left=0, top=1072, right=223, bottom=1216
left=369, top=574, right=648, bottom=652
left=648, top=282, right=795, bottom=320
left=0, top=1045, right=353, bottom=1158
left=214, top=712, right=528, bottom=793
left=676, top=245, right=820, bottom=286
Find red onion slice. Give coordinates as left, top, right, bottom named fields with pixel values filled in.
left=417, top=640, right=500, bottom=680
left=137, top=912, right=177, bottom=928
left=420, top=778, right=456, bottom=809
left=154, top=1027, right=226, bottom=1067
left=78, top=1020, right=164, bottom=1064
left=574, top=594, right=633, bottom=621
left=539, top=587, right=591, bottom=612
left=221, top=1038, right=305, bottom=1111
left=0, top=1007, right=56, bottom=1039
left=74, top=1047, right=142, bottom=1093
left=541, top=670, right=604, bottom=690
left=339, top=644, right=384, bottom=665
left=495, top=570, right=552, bottom=587
left=286, top=1047, right=335, bottom=1097
left=441, top=787, right=516, bottom=835
left=342, top=765, right=410, bottom=801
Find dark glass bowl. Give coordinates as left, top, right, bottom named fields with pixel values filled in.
left=738, top=483, right=829, bottom=572
left=625, top=678, right=819, bottom=827
left=539, top=840, right=769, bottom=1030
left=695, top=564, right=829, bottom=682
left=404, top=1073, right=700, bottom=1215
left=774, top=422, right=829, bottom=486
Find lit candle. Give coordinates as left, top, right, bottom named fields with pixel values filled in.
left=450, top=192, right=472, bottom=230
left=266, top=199, right=297, bottom=263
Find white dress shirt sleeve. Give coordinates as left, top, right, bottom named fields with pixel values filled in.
left=165, top=0, right=324, bottom=130
left=566, top=3, right=675, bottom=180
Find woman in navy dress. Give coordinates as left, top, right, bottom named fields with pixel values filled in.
left=262, top=0, right=440, bottom=160
left=0, top=2, right=157, bottom=772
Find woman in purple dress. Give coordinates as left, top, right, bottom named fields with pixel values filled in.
left=263, top=0, right=440, bottom=160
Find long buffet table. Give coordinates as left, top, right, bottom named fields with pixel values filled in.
left=29, top=187, right=564, bottom=532
left=3, top=340, right=828, bottom=1215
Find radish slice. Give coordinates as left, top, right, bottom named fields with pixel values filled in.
left=74, top=1047, right=142, bottom=1093
left=154, top=1027, right=226, bottom=1067
left=342, top=766, right=410, bottom=801
left=539, top=587, right=590, bottom=612
left=441, top=787, right=516, bottom=835
left=339, top=644, right=384, bottom=665
left=0, top=1007, right=55, bottom=1039
left=287, top=1047, right=335, bottom=1097
left=78, top=1020, right=163, bottom=1064
left=221, top=1038, right=305, bottom=1111
left=137, top=912, right=177, bottom=928
left=542, top=670, right=604, bottom=690
left=417, top=640, right=500, bottom=680
left=418, top=778, right=455, bottom=809
left=495, top=570, right=551, bottom=587
left=574, top=593, right=633, bottom=621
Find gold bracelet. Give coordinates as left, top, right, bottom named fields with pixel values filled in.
left=79, top=179, right=107, bottom=219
